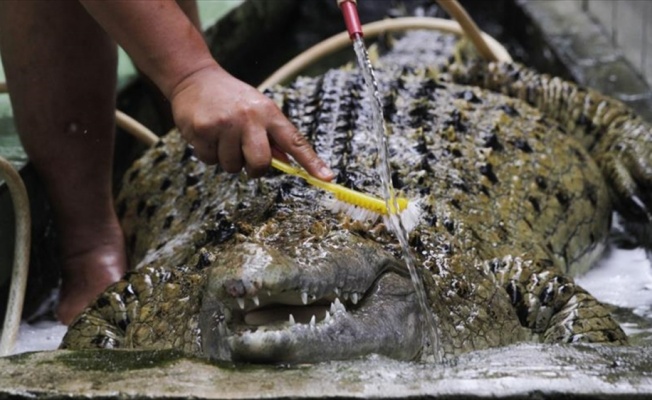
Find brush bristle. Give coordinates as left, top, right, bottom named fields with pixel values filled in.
left=382, top=198, right=423, bottom=233
left=323, top=197, right=381, bottom=223
left=323, top=196, right=423, bottom=233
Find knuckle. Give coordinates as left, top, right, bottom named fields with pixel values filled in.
left=261, top=100, right=278, bottom=115
left=192, top=115, right=230, bottom=137
left=290, top=130, right=310, bottom=148
left=191, top=119, right=213, bottom=137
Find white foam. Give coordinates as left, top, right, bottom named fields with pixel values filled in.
left=576, top=246, right=652, bottom=315
left=11, top=321, right=67, bottom=355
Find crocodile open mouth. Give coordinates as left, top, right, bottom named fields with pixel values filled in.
left=231, top=289, right=362, bottom=331
left=205, top=271, right=425, bottom=363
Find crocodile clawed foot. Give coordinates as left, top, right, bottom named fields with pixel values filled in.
left=598, top=133, right=652, bottom=250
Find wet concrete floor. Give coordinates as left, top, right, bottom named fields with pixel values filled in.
left=1, top=343, right=651, bottom=399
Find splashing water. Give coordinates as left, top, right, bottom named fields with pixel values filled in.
left=352, top=37, right=442, bottom=363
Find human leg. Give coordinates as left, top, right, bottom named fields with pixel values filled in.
left=0, top=0, right=127, bottom=324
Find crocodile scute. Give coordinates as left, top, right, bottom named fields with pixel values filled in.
left=60, top=31, right=652, bottom=363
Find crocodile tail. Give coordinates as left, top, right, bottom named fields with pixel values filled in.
left=450, top=60, right=652, bottom=249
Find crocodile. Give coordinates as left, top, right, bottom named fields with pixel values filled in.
left=61, top=31, right=652, bottom=363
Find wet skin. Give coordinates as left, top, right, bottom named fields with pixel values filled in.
left=61, top=33, right=652, bottom=363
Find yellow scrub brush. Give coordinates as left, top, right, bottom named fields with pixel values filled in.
left=271, top=158, right=423, bottom=233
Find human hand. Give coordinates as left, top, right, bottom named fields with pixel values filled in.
left=169, top=65, right=334, bottom=180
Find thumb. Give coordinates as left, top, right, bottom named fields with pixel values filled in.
left=268, top=118, right=334, bottom=181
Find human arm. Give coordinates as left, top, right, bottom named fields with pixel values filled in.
left=80, top=0, right=334, bottom=180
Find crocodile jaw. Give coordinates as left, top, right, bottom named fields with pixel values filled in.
left=199, top=272, right=424, bottom=363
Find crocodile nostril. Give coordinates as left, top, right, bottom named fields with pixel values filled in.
left=223, top=279, right=247, bottom=298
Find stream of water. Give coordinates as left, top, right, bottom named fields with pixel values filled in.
left=352, top=37, right=443, bottom=363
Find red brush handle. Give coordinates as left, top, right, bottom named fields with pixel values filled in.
left=338, top=0, right=363, bottom=40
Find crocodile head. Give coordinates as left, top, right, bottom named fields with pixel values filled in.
left=198, top=204, right=424, bottom=363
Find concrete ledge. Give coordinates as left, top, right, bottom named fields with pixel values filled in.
left=1, top=343, right=651, bottom=399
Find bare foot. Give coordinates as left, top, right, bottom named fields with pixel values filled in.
left=56, top=222, right=128, bottom=325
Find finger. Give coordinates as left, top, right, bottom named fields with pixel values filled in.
left=267, top=114, right=334, bottom=181
left=217, top=130, right=244, bottom=173
left=242, top=126, right=271, bottom=178
left=270, top=145, right=290, bottom=163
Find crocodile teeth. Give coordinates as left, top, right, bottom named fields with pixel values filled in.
left=334, top=287, right=341, bottom=296
left=324, top=311, right=331, bottom=322
left=252, top=296, right=260, bottom=306
left=237, top=298, right=245, bottom=310
left=218, top=322, right=227, bottom=335
left=351, top=292, right=359, bottom=305
left=301, top=292, right=308, bottom=305
left=343, top=292, right=349, bottom=301
left=289, top=314, right=295, bottom=325
left=309, top=315, right=316, bottom=327
left=331, top=297, right=346, bottom=314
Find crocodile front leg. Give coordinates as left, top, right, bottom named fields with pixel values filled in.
left=60, top=265, right=204, bottom=353
left=487, top=252, right=627, bottom=344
